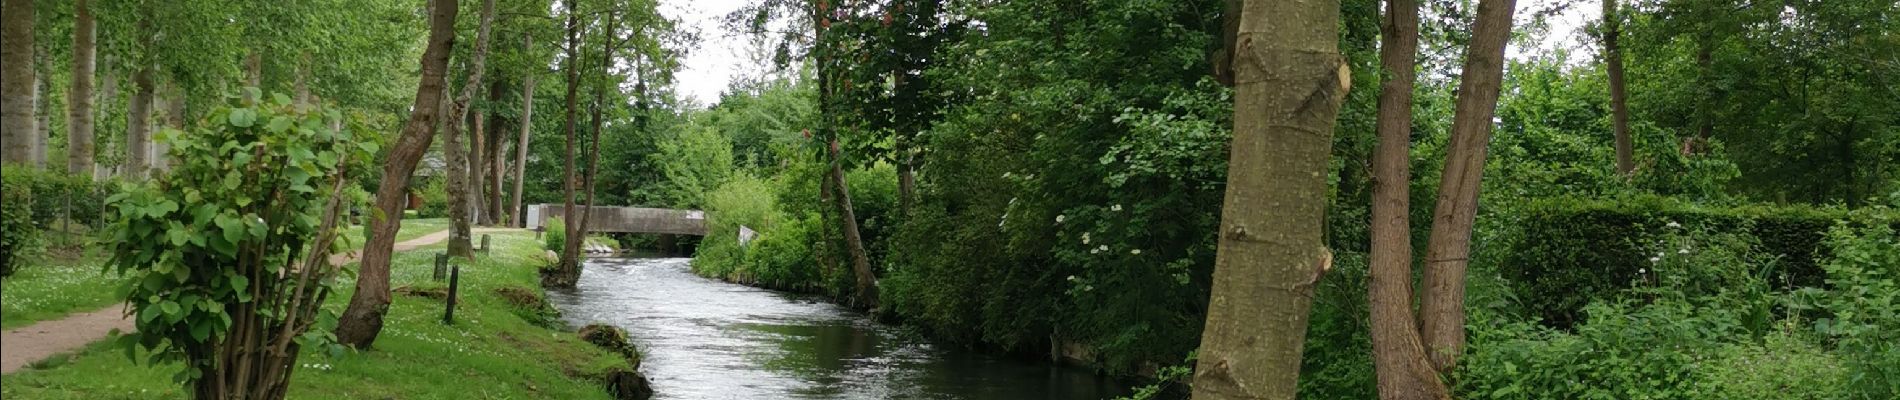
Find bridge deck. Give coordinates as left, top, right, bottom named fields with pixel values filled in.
left=527, top=204, right=706, bottom=236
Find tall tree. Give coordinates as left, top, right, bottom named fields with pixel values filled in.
left=443, top=0, right=499, bottom=258
left=470, top=97, right=488, bottom=226
left=1368, top=0, right=1449, bottom=397
left=575, top=7, right=620, bottom=256
left=1190, top=0, right=1350, bottom=398
left=68, top=0, right=99, bottom=175
left=127, top=62, right=154, bottom=179
left=1605, top=0, right=1633, bottom=176
left=549, top=0, right=586, bottom=287
left=1418, top=0, right=1516, bottom=374
left=1, top=0, right=36, bottom=165
left=510, top=35, right=536, bottom=227
left=812, top=0, right=877, bottom=308
left=335, top=0, right=460, bottom=348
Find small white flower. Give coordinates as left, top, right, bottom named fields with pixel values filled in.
left=1082, top=232, right=1091, bottom=244
left=1111, top=204, right=1123, bottom=212
left=1025, top=174, right=1035, bottom=180
left=1639, top=268, right=1648, bottom=274
left=1067, top=275, right=1076, bottom=281
left=1090, top=248, right=1100, bottom=254
left=1055, top=215, right=1066, bottom=223
left=1003, top=172, right=1012, bottom=178
left=1097, top=245, right=1109, bottom=252
left=1084, top=285, right=1094, bottom=291
left=1649, top=256, right=1661, bottom=263
left=1130, top=249, right=1141, bottom=255
left=1666, top=221, right=1682, bottom=228
left=1678, top=248, right=1690, bottom=254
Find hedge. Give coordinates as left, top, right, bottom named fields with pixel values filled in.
left=1503, top=195, right=1892, bottom=327
left=2, top=168, right=40, bottom=278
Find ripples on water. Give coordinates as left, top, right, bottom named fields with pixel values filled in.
left=545, top=258, right=1131, bottom=400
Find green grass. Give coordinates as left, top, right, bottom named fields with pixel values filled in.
left=0, top=232, right=630, bottom=399
left=0, top=249, right=124, bottom=330
left=1, top=218, right=453, bottom=330
left=341, top=217, right=450, bottom=250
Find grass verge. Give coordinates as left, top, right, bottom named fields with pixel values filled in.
left=0, top=232, right=635, bottom=400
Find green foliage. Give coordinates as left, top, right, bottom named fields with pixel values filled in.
left=105, top=92, right=373, bottom=386
left=655, top=122, right=736, bottom=209
left=544, top=217, right=566, bottom=252
left=693, top=174, right=825, bottom=291
left=1795, top=212, right=1900, bottom=398
left=1502, top=195, right=1877, bottom=326
left=1, top=169, right=39, bottom=279
left=417, top=177, right=448, bottom=218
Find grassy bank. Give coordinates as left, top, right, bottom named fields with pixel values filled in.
left=0, top=231, right=636, bottom=400
left=0, top=218, right=449, bottom=330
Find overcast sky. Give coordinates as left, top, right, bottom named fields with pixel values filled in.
left=662, top=1, right=1593, bottom=108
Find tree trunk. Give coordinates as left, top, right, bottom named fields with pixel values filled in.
left=442, top=0, right=497, bottom=259
left=1369, top=0, right=1450, bottom=398
left=1605, top=0, right=1633, bottom=177
left=1418, top=0, right=1516, bottom=375
left=127, top=65, right=154, bottom=180
left=827, top=138, right=877, bottom=308
left=511, top=48, right=535, bottom=227
left=33, top=61, right=48, bottom=168
left=576, top=9, right=618, bottom=257
left=152, top=80, right=184, bottom=172
left=334, top=0, right=460, bottom=349
left=1691, top=31, right=1713, bottom=154
left=68, top=0, right=98, bottom=175
left=1, top=0, right=35, bottom=165
left=470, top=100, right=488, bottom=226
left=551, top=0, right=585, bottom=287
left=244, top=51, right=263, bottom=89
left=1189, top=1, right=1349, bottom=398
left=485, top=80, right=506, bottom=225
left=94, top=55, right=116, bottom=179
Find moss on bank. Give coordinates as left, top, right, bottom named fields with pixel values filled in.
left=0, top=232, right=642, bottom=399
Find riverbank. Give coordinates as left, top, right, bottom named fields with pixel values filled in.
left=0, top=231, right=642, bottom=399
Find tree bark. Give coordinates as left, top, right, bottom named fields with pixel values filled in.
left=827, top=138, right=877, bottom=308
left=334, top=0, right=459, bottom=349
left=1, top=0, right=36, bottom=165
left=551, top=0, right=585, bottom=287
left=485, top=80, right=506, bottom=225
left=127, top=64, right=154, bottom=180
left=442, top=0, right=497, bottom=259
left=576, top=9, right=618, bottom=258
left=470, top=98, right=488, bottom=226
left=1369, top=0, right=1450, bottom=398
left=1189, top=1, right=1349, bottom=398
left=68, top=0, right=98, bottom=175
left=511, top=45, right=535, bottom=227
left=95, top=55, right=116, bottom=179
left=1418, top=0, right=1516, bottom=375
left=1605, top=0, right=1633, bottom=176
left=33, top=60, right=48, bottom=168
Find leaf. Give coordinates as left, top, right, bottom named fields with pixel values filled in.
left=272, top=93, right=293, bottom=106
left=266, top=116, right=293, bottom=133
left=191, top=321, right=213, bottom=341
left=229, top=108, right=257, bottom=128
left=229, top=275, right=250, bottom=295
left=149, top=200, right=180, bottom=218
left=139, top=305, right=162, bottom=323
left=160, top=301, right=181, bottom=318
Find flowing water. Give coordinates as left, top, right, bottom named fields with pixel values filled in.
left=546, top=257, right=1133, bottom=400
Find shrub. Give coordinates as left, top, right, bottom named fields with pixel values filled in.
left=1502, top=195, right=1889, bottom=326
left=417, top=177, right=448, bottom=218
left=1, top=168, right=38, bottom=278
left=544, top=217, right=566, bottom=252
left=106, top=91, right=373, bottom=398
left=1796, top=212, right=1900, bottom=398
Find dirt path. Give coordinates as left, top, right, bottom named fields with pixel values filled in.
left=0, top=227, right=521, bottom=374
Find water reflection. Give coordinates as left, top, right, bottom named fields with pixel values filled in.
left=545, top=258, right=1130, bottom=400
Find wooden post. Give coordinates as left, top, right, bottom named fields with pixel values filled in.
left=480, top=234, right=491, bottom=254
left=433, top=252, right=448, bottom=281
left=444, top=265, right=460, bottom=325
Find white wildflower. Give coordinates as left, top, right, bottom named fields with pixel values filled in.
left=1649, top=256, right=1661, bottom=263
left=1056, top=215, right=1066, bottom=223
left=1067, top=275, right=1076, bottom=281
left=1639, top=268, right=1648, bottom=274
left=1097, top=245, right=1109, bottom=252
left=1003, top=172, right=1012, bottom=179
left=1111, top=204, right=1123, bottom=212
left=1678, top=248, right=1690, bottom=254
left=1130, top=249, right=1141, bottom=255
left=1666, top=221, right=1682, bottom=228
left=1082, top=232, right=1091, bottom=244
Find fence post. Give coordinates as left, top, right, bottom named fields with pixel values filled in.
left=433, top=252, right=448, bottom=281
left=480, top=234, right=491, bottom=254
left=443, top=265, right=460, bottom=325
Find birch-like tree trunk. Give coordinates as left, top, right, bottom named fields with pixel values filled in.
left=442, top=0, right=497, bottom=259
left=127, top=65, right=155, bottom=180
left=334, top=0, right=461, bottom=349
left=1, top=0, right=36, bottom=165
left=68, top=0, right=98, bottom=175
left=1189, top=0, right=1350, bottom=397
left=1418, top=0, right=1517, bottom=375
left=550, top=0, right=586, bottom=287
left=511, top=48, right=535, bottom=227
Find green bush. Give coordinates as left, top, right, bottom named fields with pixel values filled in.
left=1502, top=195, right=1886, bottom=326
left=1, top=168, right=39, bottom=278
left=692, top=174, right=830, bottom=291
left=1797, top=213, right=1900, bottom=398
left=544, top=217, right=566, bottom=252
left=417, top=177, right=448, bottom=218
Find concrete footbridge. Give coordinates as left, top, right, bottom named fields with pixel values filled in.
left=525, top=204, right=707, bottom=236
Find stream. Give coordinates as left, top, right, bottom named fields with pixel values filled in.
left=545, top=257, right=1133, bottom=399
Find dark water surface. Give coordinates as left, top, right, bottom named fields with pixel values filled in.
left=545, top=258, right=1131, bottom=400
